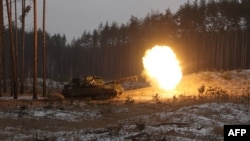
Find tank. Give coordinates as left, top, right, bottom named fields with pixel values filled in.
left=61, top=75, right=137, bottom=100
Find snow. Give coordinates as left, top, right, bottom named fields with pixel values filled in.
left=0, top=70, right=250, bottom=140
left=2, top=102, right=246, bottom=140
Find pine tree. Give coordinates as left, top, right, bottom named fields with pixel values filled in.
left=42, top=0, right=47, bottom=97
left=33, top=0, right=38, bottom=99
left=6, top=0, right=18, bottom=99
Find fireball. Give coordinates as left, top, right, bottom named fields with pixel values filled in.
left=142, top=45, right=182, bottom=91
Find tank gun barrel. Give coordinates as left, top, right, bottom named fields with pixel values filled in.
left=105, top=75, right=139, bottom=84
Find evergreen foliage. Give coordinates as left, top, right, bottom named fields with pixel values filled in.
left=2, top=0, right=250, bottom=81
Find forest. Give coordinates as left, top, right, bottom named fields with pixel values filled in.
left=1, top=0, right=250, bottom=96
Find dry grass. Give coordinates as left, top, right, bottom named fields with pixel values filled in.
left=0, top=95, right=248, bottom=140
left=1, top=70, right=250, bottom=140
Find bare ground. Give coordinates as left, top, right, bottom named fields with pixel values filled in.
left=0, top=70, right=250, bottom=140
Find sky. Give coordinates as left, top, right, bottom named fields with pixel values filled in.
left=23, top=0, right=190, bottom=42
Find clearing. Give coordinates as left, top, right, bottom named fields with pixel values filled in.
left=0, top=70, right=250, bottom=141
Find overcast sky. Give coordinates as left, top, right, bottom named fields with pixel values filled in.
left=23, top=0, right=190, bottom=42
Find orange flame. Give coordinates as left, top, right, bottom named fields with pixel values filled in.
left=142, top=45, right=182, bottom=91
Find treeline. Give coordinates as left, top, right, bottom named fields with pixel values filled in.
left=3, top=0, right=250, bottom=82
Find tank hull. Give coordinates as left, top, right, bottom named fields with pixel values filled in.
left=62, top=87, right=118, bottom=100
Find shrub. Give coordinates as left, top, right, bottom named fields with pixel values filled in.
left=198, top=84, right=205, bottom=95
left=220, top=71, right=232, bottom=80
left=125, top=96, right=134, bottom=104
left=198, top=85, right=229, bottom=100
left=152, top=93, right=160, bottom=102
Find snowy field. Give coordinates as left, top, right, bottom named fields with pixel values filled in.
left=0, top=70, right=250, bottom=141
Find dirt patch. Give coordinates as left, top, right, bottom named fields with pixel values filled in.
left=1, top=70, right=250, bottom=140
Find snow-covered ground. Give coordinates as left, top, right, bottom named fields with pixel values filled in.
left=0, top=70, right=250, bottom=141
left=0, top=101, right=249, bottom=141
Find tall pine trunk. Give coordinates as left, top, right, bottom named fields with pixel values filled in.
left=14, top=0, right=18, bottom=94
left=42, top=0, right=47, bottom=97
left=6, top=0, right=18, bottom=99
left=20, top=0, right=26, bottom=94
left=0, top=0, right=3, bottom=97
left=33, top=0, right=38, bottom=99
